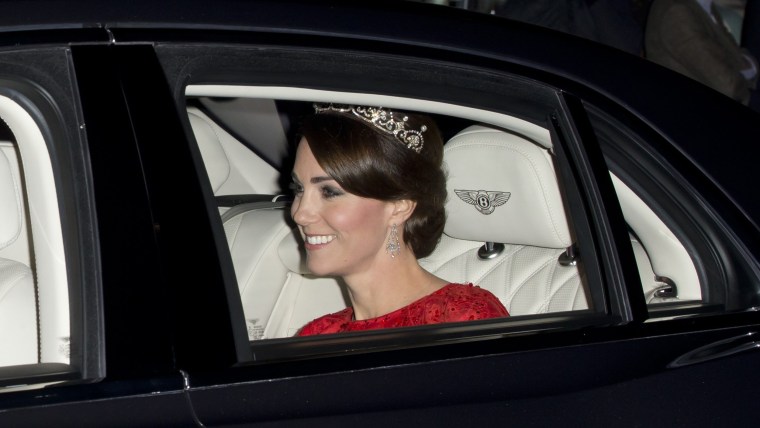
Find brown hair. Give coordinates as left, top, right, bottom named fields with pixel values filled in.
left=299, top=108, right=446, bottom=258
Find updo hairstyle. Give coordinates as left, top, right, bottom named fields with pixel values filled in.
left=299, top=107, right=447, bottom=259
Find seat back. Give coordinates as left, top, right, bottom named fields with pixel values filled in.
left=189, top=106, right=281, bottom=197
left=222, top=202, right=348, bottom=339
left=419, top=126, right=588, bottom=315
left=0, top=142, right=38, bottom=365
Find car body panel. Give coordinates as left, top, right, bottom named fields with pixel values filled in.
left=0, top=1, right=758, bottom=426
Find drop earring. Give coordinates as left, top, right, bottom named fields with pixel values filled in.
left=386, top=224, right=401, bottom=258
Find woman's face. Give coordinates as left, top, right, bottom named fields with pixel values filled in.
left=290, top=138, right=396, bottom=277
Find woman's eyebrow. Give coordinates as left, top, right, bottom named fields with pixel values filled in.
left=290, top=172, right=334, bottom=184
left=310, top=176, right=334, bottom=184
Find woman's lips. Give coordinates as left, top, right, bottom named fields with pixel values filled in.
left=303, top=234, right=336, bottom=250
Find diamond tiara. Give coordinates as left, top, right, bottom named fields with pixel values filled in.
left=313, top=103, right=427, bottom=153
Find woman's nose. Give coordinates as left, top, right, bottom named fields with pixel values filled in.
left=291, top=196, right=316, bottom=226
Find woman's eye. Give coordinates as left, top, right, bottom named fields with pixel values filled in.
left=289, top=182, right=304, bottom=195
left=321, top=185, right=343, bottom=199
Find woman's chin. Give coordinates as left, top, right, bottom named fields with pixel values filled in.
left=306, top=260, right=335, bottom=277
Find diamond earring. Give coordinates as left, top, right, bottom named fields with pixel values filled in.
left=386, top=224, right=401, bottom=258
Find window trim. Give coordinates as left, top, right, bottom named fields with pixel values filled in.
left=160, top=44, right=653, bottom=367
left=0, top=48, right=106, bottom=387
left=181, top=87, right=621, bottom=363
left=550, top=92, right=647, bottom=324
left=0, top=73, right=98, bottom=387
left=586, top=101, right=760, bottom=316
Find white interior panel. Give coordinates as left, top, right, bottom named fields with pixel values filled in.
left=185, top=85, right=552, bottom=148
left=0, top=142, right=31, bottom=267
left=0, top=96, right=69, bottom=364
left=611, top=173, right=701, bottom=302
left=188, top=106, right=281, bottom=195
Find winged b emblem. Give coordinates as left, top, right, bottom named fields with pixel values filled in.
left=454, top=189, right=511, bottom=215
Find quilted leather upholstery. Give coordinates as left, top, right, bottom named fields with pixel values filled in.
left=420, top=235, right=587, bottom=315
left=444, top=126, right=571, bottom=248
left=422, top=125, right=588, bottom=314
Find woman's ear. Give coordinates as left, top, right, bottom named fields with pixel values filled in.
left=391, top=199, right=417, bottom=223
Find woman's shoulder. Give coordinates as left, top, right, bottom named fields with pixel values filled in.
left=437, top=283, right=501, bottom=301
left=434, top=283, right=509, bottom=320
left=297, top=307, right=353, bottom=336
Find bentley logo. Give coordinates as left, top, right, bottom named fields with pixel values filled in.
left=454, top=189, right=511, bottom=215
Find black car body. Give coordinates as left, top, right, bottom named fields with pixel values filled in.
left=0, top=1, right=759, bottom=426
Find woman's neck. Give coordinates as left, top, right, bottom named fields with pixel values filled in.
left=343, top=251, right=447, bottom=320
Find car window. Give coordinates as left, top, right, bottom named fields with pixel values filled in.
left=586, top=101, right=760, bottom=319
left=610, top=172, right=701, bottom=304
left=0, top=46, right=104, bottom=391
left=152, top=40, right=668, bottom=363
left=0, top=94, right=70, bottom=389
left=182, top=84, right=606, bottom=359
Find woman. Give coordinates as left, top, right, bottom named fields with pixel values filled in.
left=291, top=104, right=507, bottom=336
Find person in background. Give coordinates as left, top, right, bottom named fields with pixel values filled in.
left=645, top=0, right=758, bottom=104
left=742, top=0, right=760, bottom=111
left=291, top=104, right=508, bottom=336
left=493, top=0, right=646, bottom=55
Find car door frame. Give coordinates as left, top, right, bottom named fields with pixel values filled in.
left=139, top=26, right=760, bottom=425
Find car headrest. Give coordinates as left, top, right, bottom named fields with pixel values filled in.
left=278, top=225, right=310, bottom=275
left=0, top=148, right=22, bottom=251
left=444, top=125, right=572, bottom=249
left=188, top=109, right=231, bottom=194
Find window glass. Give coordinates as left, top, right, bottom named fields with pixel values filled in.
left=587, top=102, right=760, bottom=318
left=609, top=172, right=701, bottom=305
left=184, top=86, right=598, bottom=350
left=0, top=95, right=70, bottom=388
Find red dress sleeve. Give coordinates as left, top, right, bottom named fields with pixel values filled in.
left=440, top=284, right=509, bottom=322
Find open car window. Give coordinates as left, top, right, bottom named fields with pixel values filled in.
left=183, top=85, right=606, bottom=359
left=0, top=46, right=103, bottom=392
left=610, top=172, right=701, bottom=305
left=0, top=94, right=70, bottom=389
left=586, top=101, right=759, bottom=319
left=183, top=85, right=760, bottom=358
left=156, top=36, right=757, bottom=365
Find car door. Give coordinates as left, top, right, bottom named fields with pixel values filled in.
left=0, top=39, right=198, bottom=426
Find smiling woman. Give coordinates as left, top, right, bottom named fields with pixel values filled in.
left=290, top=104, right=508, bottom=335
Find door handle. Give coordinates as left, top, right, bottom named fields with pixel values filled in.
left=668, top=332, right=760, bottom=368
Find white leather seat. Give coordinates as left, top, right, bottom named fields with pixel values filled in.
left=188, top=106, right=281, bottom=198
left=222, top=202, right=348, bottom=339
left=0, top=144, right=38, bottom=365
left=420, top=125, right=588, bottom=314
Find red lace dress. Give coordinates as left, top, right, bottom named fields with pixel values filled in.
left=297, top=283, right=508, bottom=336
